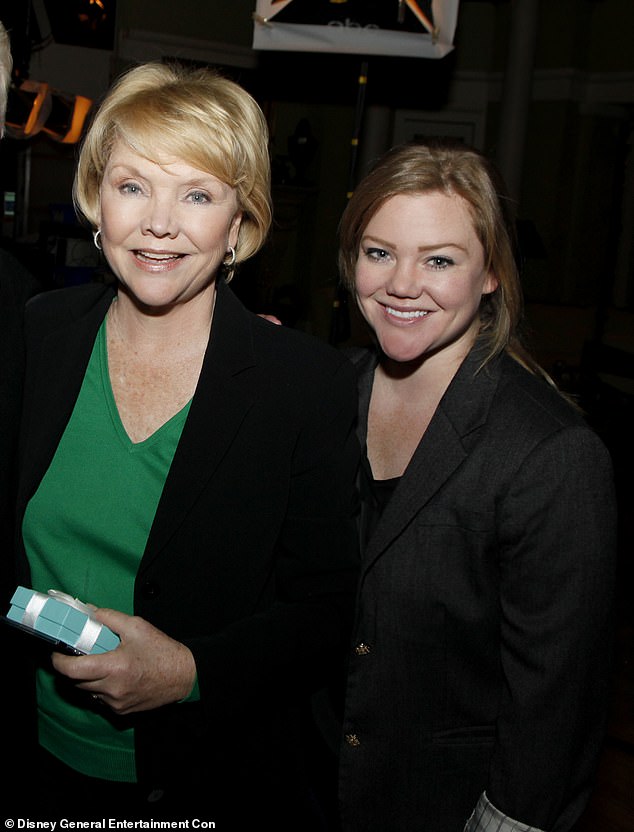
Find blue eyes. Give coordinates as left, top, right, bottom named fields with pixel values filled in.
left=117, top=184, right=211, bottom=204
left=188, top=191, right=210, bottom=204
left=363, top=248, right=454, bottom=269
left=365, top=247, right=389, bottom=261
left=427, top=256, right=453, bottom=269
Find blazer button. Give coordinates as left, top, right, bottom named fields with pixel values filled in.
left=345, top=733, right=361, bottom=747
left=354, top=642, right=371, bottom=656
left=140, top=580, right=160, bottom=599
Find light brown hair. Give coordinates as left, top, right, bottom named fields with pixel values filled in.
left=339, top=140, right=541, bottom=373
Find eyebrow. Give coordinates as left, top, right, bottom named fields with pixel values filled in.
left=107, top=164, right=226, bottom=190
left=362, top=234, right=468, bottom=254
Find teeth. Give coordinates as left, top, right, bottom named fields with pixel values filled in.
left=137, top=251, right=181, bottom=261
left=386, top=306, right=429, bottom=319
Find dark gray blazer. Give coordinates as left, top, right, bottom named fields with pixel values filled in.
left=11, top=279, right=360, bottom=821
left=339, top=344, right=617, bottom=832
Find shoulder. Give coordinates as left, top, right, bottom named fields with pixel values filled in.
left=494, top=353, right=586, bottom=431
left=485, top=353, right=611, bottom=469
left=216, top=279, right=354, bottom=383
left=240, top=318, right=360, bottom=433
left=446, top=347, right=610, bottom=473
left=0, top=248, right=41, bottom=304
left=25, top=283, right=114, bottom=333
left=249, top=312, right=357, bottom=383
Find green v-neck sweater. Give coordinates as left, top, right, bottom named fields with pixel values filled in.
left=23, top=321, right=190, bottom=782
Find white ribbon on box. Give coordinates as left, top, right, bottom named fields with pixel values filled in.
left=21, top=589, right=104, bottom=654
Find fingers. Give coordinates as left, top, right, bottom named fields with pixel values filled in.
left=51, top=650, right=109, bottom=681
left=51, top=612, right=196, bottom=714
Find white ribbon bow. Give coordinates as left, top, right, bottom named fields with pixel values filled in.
left=22, top=589, right=103, bottom=654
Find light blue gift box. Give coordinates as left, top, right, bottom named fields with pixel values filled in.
left=6, top=586, right=119, bottom=654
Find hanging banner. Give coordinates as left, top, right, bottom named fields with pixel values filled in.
left=253, top=0, right=460, bottom=60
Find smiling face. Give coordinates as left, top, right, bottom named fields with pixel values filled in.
left=354, top=191, right=498, bottom=369
left=98, top=140, right=242, bottom=312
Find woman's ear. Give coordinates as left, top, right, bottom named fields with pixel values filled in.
left=482, top=269, right=499, bottom=296
left=229, top=211, right=243, bottom=249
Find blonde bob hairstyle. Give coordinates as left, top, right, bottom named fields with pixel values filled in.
left=74, top=62, right=272, bottom=273
left=339, top=140, right=540, bottom=373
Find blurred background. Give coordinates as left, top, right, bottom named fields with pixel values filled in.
left=1, top=2, right=632, bottom=827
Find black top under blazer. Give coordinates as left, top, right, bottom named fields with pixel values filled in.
left=11, top=279, right=361, bottom=819
left=339, top=344, right=617, bottom=832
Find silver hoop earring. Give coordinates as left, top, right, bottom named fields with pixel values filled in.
left=224, top=246, right=236, bottom=267
left=93, top=229, right=102, bottom=251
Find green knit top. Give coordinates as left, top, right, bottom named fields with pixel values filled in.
left=23, top=320, right=190, bottom=782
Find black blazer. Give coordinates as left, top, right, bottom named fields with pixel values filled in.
left=339, top=344, right=617, bottom=832
left=12, top=279, right=360, bottom=818
left=0, top=250, right=40, bottom=582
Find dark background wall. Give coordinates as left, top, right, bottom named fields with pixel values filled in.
left=2, top=0, right=634, bottom=359
left=1, top=0, right=633, bottom=369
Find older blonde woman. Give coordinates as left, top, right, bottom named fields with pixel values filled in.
left=10, top=63, right=359, bottom=824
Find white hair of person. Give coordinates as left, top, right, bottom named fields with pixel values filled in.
left=0, top=20, right=12, bottom=134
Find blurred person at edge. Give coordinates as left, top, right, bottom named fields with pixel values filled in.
left=0, top=20, right=41, bottom=596
left=6, top=61, right=360, bottom=825
left=337, top=140, right=617, bottom=832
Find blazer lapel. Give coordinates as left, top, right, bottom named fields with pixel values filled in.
left=361, top=345, right=500, bottom=574
left=19, top=286, right=113, bottom=506
left=361, top=409, right=466, bottom=573
left=140, top=280, right=257, bottom=570
left=347, top=347, right=376, bottom=450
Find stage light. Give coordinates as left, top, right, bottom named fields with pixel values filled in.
left=5, top=80, right=52, bottom=139
left=43, top=93, right=93, bottom=143
left=4, top=81, right=92, bottom=144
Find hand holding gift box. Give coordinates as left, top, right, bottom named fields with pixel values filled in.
left=5, top=585, right=120, bottom=655
left=5, top=585, right=197, bottom=713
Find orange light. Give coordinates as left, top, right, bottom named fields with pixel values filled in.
left=5, top=81, right=51, bottom=139
left=42, top=93, right=93, bottom=144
